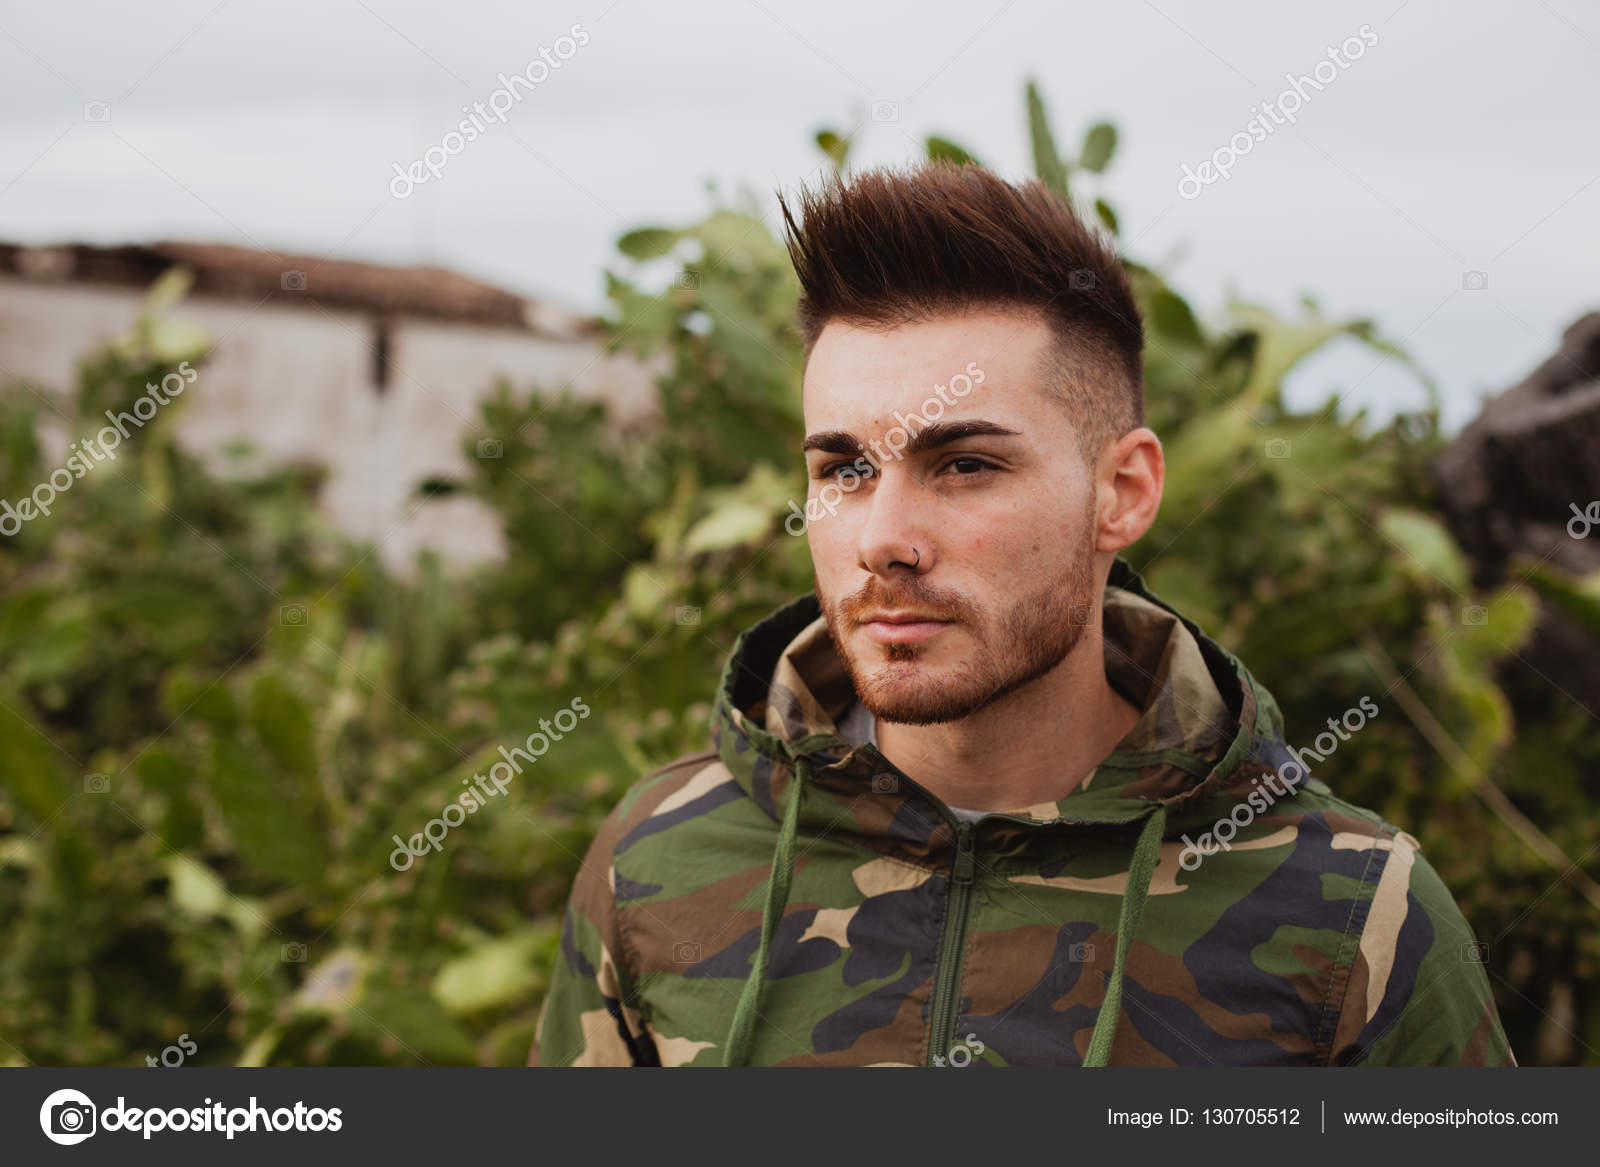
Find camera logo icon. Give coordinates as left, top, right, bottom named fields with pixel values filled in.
left=675, top=605, right=701, bottom=626
left=83, top=772, right=110, bottom=794
left=280, top=603, right=307, bottom=626
left=281, top=942, right=308, bottom=962
left=83, top=101, right=111, bottom=122
left=672, top=940, right=701, bottom=963
left=1068, top=269, right=1095, bottom=291
left=476, top=437, right=503, bottom=459
left=674, top=270, right=701, bottom=290
left=1461, top=941, right=1488, bottom=964
left=39, top=1088, right=97, bottom=1145
left=1068, top=941, right=1096, bottom=962
left=870, top=773, right=899, bottom=794
left=1461, top=605, right=1488, bottom=626
left=1265, top=438, right=1292, bottom=460
left=1461, top=270, right=1488, bottom=291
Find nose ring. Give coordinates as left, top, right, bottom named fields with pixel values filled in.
left=910, top=547, right=920, bottom=569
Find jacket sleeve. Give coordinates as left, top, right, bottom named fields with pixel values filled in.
left=1328, top=831, right=1516, bottom=1066
left=529, top=806, right=658, bottom=1067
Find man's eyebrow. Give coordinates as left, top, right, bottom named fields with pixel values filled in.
left=801, top=419, right=1021, bottom=457
left=801, top=430, right=862, bottom=456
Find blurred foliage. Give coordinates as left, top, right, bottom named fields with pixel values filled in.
left=2, top=82, right=1598, bottom=1068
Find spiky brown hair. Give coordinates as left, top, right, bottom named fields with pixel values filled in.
left=778, top=161, right=1144, bottom=457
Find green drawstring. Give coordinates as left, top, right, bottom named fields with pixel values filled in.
left=722, top=754, right=808, bottom=1066
left=1083, top=804, right=1168, bottom=1068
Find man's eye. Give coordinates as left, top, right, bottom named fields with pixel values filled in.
left=944, top=457, right=993, bottom=476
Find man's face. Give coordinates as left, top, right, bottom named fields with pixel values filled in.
left=802, top=307, right=1105, bottom=725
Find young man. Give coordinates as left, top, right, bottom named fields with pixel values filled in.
left=532, top=162, right=1513, bottom=1067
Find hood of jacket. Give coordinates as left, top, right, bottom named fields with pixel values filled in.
left=710, top=556, right=1314, bottom=861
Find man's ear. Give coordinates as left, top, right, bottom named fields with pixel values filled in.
left=1096, top=427, right=1164, bottom=553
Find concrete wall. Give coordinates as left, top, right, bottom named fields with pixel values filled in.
left=0, top=276, right=661, bottom=572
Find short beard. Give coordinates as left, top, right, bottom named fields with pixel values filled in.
left=816, top=508, right=1101, bottom=726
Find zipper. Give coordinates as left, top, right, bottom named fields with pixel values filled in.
left=926, top=820, right=977, bottom=1065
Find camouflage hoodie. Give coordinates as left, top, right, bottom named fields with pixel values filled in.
left=533, top=559, right=1514, bottom=1067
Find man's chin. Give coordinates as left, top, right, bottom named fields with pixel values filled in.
left=849, top=660, right=994, bottom=726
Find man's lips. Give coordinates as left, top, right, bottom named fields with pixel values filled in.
left=856, top=611, right=955, bottom=645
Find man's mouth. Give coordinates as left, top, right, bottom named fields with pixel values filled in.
left=857, top=611, right=955, bottom=646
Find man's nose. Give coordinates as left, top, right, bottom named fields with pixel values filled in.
left=855, top=464, right=932, bottom=576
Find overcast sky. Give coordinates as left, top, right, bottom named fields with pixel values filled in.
left=2, top=0, right=1596, bottom=430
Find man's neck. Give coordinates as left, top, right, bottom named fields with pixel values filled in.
left=873, top=630, right=1143, bottom=812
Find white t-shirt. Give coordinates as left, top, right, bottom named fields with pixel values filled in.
left=835, top=700, right=989, bottom=824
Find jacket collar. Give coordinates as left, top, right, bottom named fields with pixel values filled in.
left=710, top=558, right=1286, bottom=863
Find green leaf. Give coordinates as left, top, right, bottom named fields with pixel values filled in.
left=135, top=749, right=205, bottom=852
left=0, top=691, right=68, bottom=827
left=690, top=210, right=790, bottom=270
left=682, top=463, right=792, bottom=554
left=1522, top=563, right=1600, bottom=638
left=432, top=930, right=547, bottom=1015
left=603, top=271, right=680, bottom=357
left=163, top=669, right=239, bottom=729
left=926, top=136, right=980, bottom=166
left=207, top=736, right=329, bottom=886
left=351, top=976, right=479, bottom=1064
left=1455, top=584, right=1540, bottom=666
left=164, top=853, right=269, bottom=938
left=0, top=836, right=37, bottom=870
left=616, top=227, right=680, bottom=260
left=1093, top=198, right=1119, bottom=234
left=695, top=276, right=796, bottom=388
left=236, top=1025, right=285, bottom=1068
left=248, top=673, right=323, bottom=811
left=815, top=128, right=852, bottom=169
left=1229, top=303, right=1367, bottom=410
left=1160, top=406, right=1257, bottom=500
left=141, top=266, right=193, bottom=323
left=622, top=563, right=673, bottom=624
left=1148, top=288, right=1203, bottom=348
left=1080, top=122, right=1117, bottom=172
left=1378, top=507, right=1470, bottom=593
left=1026, top=81, right=1070, bottom=201
left=0, top=590, right=91, bottom=689
left=683, top=500, right=772, bottom=555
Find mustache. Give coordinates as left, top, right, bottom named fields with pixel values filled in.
left=828, top=577, right=972, bottom=624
